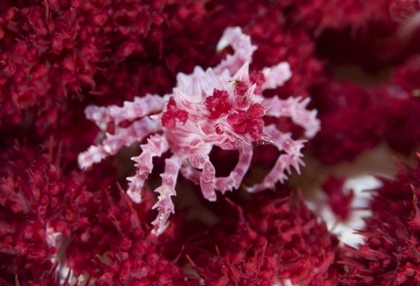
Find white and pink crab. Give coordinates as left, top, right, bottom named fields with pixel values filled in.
left=78, top=27, right=320, bottom=234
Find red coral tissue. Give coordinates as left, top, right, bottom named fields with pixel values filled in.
left=2, top=0, right=420, bottom=285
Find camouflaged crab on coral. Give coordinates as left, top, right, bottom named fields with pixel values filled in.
left=78, top=27, right=320, bottom=234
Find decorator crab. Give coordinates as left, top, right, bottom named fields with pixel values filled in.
left=78, top=27, right=320, bottom=234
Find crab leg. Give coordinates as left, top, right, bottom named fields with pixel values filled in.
left=84, top=94, right=166, bottom=129
left=263, top=96, right=320, bottom=138
left=214, top=27, right=257, bottom=76
left=248, top=124, right=306, bottom=193
left=78, top=117, right=161, bottom=169
left=151, top=154, right=182, bottom=235
left=215, top=147, right=253, bottom=194
left=127, top=134, right=169, bottom=203
left=188, top=154, right=217, bottom=201
left=179, top=163, right=201, bottom=185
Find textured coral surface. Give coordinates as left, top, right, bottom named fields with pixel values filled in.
left=1, top=0, right=420, bottom=285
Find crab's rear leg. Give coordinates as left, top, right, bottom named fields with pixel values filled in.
left=214, top=27, right=257, bottom=76
left=127, top=134, right=169, bottom=203
left=247, top=124, right=306, bottom=193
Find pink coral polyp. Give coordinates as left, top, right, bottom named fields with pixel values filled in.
left=78, top=27, right=320, bottom=234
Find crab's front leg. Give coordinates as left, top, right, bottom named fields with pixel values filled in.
left=188, top=153, right=217, bottom=201
left=215, top=146, right=253, bottom=194
left=151, top=154, right=182, bottom=235
left=248, top=124, right=306, bottom=193
left=181, top=147, right=252, bottom=195
left=179, top=163, right=201, bottom=185
left=127, top=134, right=169, bottom=203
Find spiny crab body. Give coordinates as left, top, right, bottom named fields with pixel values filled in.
left=78, top=27, right=320, bottom=234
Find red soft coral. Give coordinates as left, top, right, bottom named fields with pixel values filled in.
left=0, top=142, right=184, bottom=285
left=0, top=0, right=211, bottom=138
left=339, top=156, right=420, bottom=285
left=0, top=144, right=76, bottom=284
left=310, top=80, right=381, bottom=164
left=64, top=186, right=185, bottom=286
left=184, top=188, right=339, bottom=285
